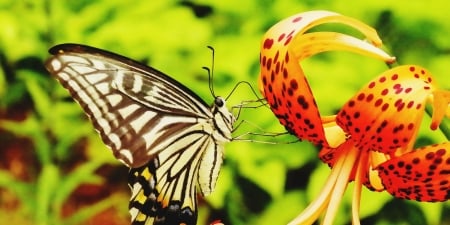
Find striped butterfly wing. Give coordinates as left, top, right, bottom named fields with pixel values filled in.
left=45, top=44, right=234, bottom=225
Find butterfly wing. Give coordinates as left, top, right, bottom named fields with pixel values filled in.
left=129, top=134, right=220, bottom=225
left=46, top=43, right=213, bottom=167
left=45, top=44, right=228, bottom=225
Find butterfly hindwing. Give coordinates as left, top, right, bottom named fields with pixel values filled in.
left=128, top=132, right=219, bottom=225
left=45, top=44, right=234, bottom=225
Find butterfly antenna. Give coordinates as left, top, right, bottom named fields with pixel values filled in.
left=202, top=46, right=216, bottom=97
left=225, top=80, right=264, bottom=103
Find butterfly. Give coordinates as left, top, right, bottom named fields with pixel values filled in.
left=45, top=43, right=235, bottom=225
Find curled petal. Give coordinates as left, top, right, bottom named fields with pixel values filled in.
left=430, top=90, right=450, bottom=130
left=376, top=143, right=450, bottom=202
left=292, top=32, right=394, bottom=62
left=337, top=65, right=438, bottom=156
left=259, top=10, right=394, bottom=146
left=363, top=151, right=388, bottom=191
left=322, top=116, right=346, bottom=148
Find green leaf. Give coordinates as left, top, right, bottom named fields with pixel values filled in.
left=21, top=70, right=51, bottom=118
left=35, top=164, right=60, bottom=225
left=62, top=193, right=128, bottom=225
left=0, top=116, right=52, bottom=164
left=250, top=191, right=306, bottom=225
left=0, top=170, right=34, bottom=210
left=52, top=160, right=105, bottom=212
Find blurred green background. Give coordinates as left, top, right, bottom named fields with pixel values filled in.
left=0, top=0, right=449, bottom=225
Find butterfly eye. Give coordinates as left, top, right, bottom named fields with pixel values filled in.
left=215, top=97, right=225, bottom=107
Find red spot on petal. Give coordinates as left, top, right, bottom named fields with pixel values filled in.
left=426, top=152, right=435, bottom=160
left=396, top=102, right=405, bottom=111
left=284, top=36, right=292, bottom=46
left=274, top=51, right=279, bottom=63
left=348, top=100, right=355, bottom=107
left=391, top=74, right=398, bottom=80
left=379, top=76, right=387, bottom=82
left=409, top=66, right=416, bottom=72
left=287, top=30, right=295, bottom=38
left=375, top=98, right=383, bottom=107
left=357, top=93, right=365, bottom=101
left=263, top=38, right=274, bottom=49
left=292, top=16, right=303, bottom=23
left=290, top=79, right=298, bottom=90
left=278, top=33, right=285, bottom=42
left=436, top=149, right=446, bottom=156
left=282, top=68, right=288, bottom=78
left=369, top=81, right=376, bottom=88
left=266, top=58, right=272, bottom=70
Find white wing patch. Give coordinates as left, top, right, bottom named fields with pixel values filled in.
left=118, top=104, right=140, bottom=119
left=130, top=111, right=157, bottom=134
left=108, top=133, right=122, bottom=149
left=85, top=73, right=108, bottom=84
left=132, top=76, right=143, bottom=93
left=106, top=94, right=123, bottom=107
left=97, top=118, right=111, bottom=133
left=95, top=82, right=110, bottom=95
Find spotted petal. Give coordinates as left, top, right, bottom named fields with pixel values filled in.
left=337, top=65, right=441, bottom=156
left=376, top=143, right=450, bottom=202
left=259, top=10, right=395, bottom=146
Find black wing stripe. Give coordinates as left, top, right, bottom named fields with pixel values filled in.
left=116, top=71, right=210, bottom=117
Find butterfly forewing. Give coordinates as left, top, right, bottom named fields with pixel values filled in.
left=47, top=44, right=214, bottom=167
left=45, top=44, right=234, bottom=225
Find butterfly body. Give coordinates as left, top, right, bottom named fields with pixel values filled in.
left=46, top=44, right=234, bottom=225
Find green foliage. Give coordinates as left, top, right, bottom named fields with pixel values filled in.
left=0, top=0, right=449, bottom=225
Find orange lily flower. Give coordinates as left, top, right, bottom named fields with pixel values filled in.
left=259, top=10, right=450, bottom=225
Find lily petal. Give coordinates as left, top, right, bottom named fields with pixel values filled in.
left=292, top=32, right=394, bottom=62
left=430, top=90, right=450, bottom=130
left=376, top=143, right=450, bottom=202
left=336, top=65, right=438, bottom=156
left=259, top=10, right=395, bottom=146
